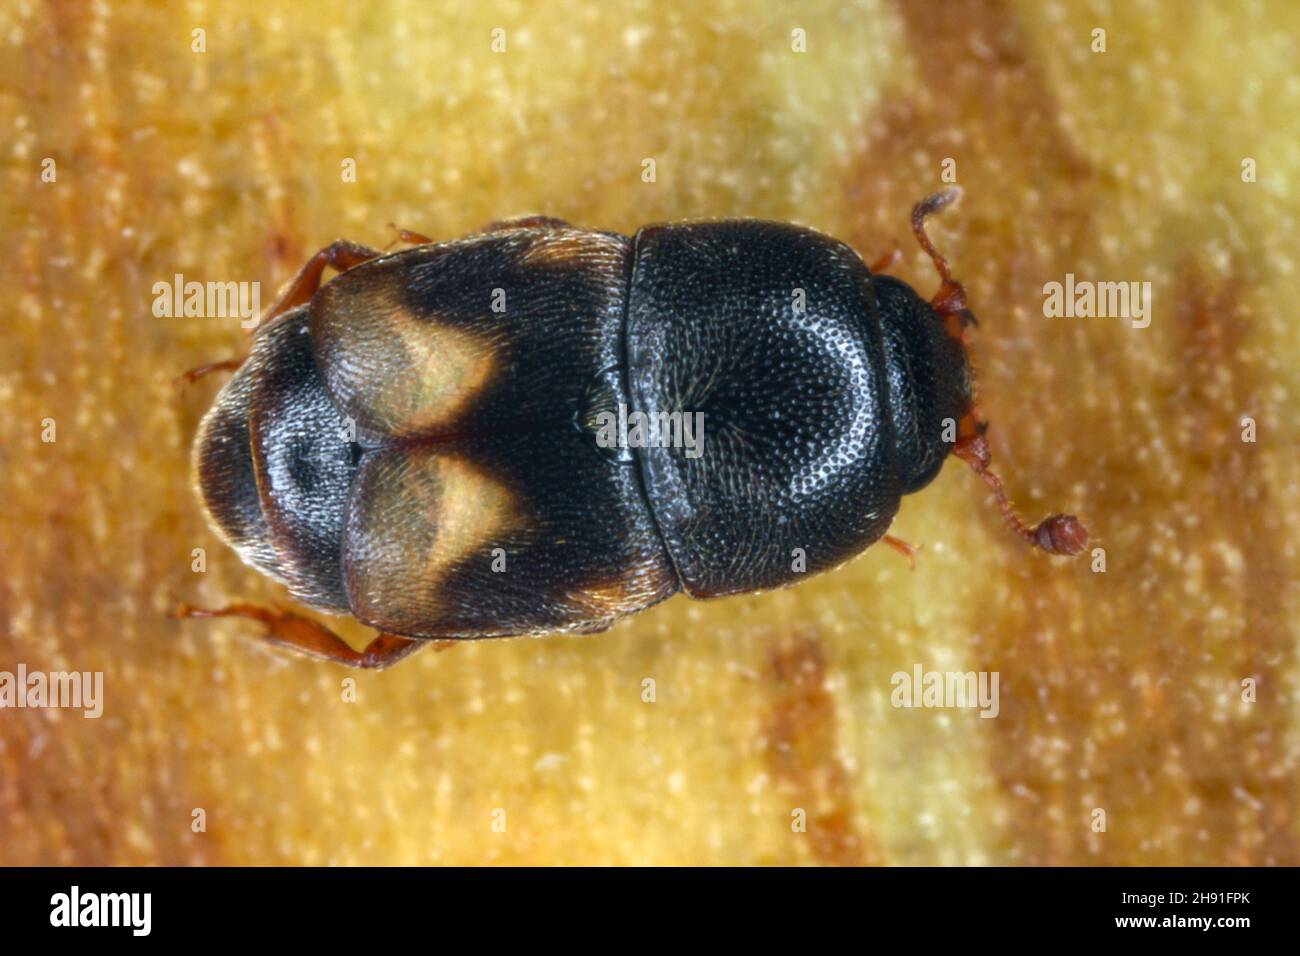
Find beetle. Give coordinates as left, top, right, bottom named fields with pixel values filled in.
left=176, top=189, right=1087, bottom=669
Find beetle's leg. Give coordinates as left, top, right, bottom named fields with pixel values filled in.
left=881, top=534, right=919, bottom=568
left=173, top=358, right=245, bottom=387
left=253, top=239, right=384, bottom=335
left=869, top=247, right=902, bottom=274
left=172, top=600, right=453, bottom=669
left=384, top=223, right=435, bottom=248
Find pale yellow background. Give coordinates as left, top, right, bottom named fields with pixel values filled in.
left=1, top=0, right=1297, bottom=865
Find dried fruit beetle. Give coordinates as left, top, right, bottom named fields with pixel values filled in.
left=178, top=191, right=1087, bottom=668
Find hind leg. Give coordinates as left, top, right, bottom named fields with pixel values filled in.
left=173, top=600, right=453, bottom=669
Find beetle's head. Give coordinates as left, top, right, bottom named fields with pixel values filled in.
left=874, top=274, right=974, bottom=495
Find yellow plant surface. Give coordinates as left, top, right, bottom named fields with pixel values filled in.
left=1, top=0, right=1297, bottom=865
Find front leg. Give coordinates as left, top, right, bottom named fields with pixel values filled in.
left=254, top=239, right=384, bottom=334
left=173, top=358, right=245, bottom=387
left=175, top=239, right=386, bottom=385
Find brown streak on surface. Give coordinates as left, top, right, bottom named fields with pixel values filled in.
left=763, top=633, right=874, bottom=866
left=4, top=0, right=1297, bottom=866
left=1166, top=264, right=1297, bottom=864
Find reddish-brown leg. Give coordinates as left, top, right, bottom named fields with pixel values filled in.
left=882, top=534, right=919, bottom=568
left=253, top=239, right=384, bottom=334
left=177, top=240, right=385, bottom=386
left=173, top=600, right=453, bottom=669
left=911, top=189, right=1089, bottom=557
left=385, top=223, right=435, bottom=248
left=173, top=358, right=244, bottom=387
left=869, top=247, right=903, bottom=274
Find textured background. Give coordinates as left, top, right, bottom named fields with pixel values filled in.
left=1, top=0, right=1297, bottom=865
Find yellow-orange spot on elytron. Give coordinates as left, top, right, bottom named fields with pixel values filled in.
left=568, top=567, right=675, bottom=620
left=402, top=452, right=517, bottom=594
left=382, top=304, right=496, bottom=435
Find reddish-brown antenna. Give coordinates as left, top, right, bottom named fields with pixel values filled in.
left=912, top=189, right=1089, bottom=557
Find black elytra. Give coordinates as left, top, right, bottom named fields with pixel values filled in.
left=188, top=193, right=1085, bottom=656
